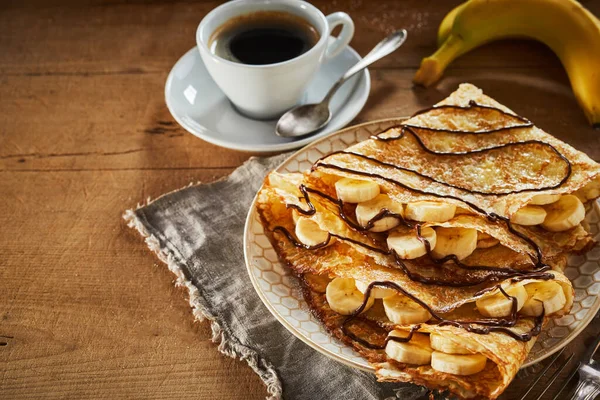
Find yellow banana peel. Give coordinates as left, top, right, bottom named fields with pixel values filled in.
left=414, top=0, right=600, bottom=127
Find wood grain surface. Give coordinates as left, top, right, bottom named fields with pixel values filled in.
left=1, top=1, right=599, bottom=399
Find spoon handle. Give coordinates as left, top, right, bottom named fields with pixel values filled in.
left=323, top=29, right=408, bottom=104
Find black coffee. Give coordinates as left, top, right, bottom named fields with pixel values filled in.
left=209, top=11, right=320, bottom=65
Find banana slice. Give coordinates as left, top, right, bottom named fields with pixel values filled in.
left=455, top=207, right=474, bottom=215
left=476, top=285, right=528, bottom=317
left=520, top=281, right=567, bottom=317
left=295, top=217, right=330, bottom=247
left=326, top=278, right=374, bottom=315
left=529, top=194, right=561, bottom=205
left=431, top=227, right=477, bottom=261
left=431, top=351, right=487, bottom=376
left=405, top=201, right=456, bottom=222
left=477, top=238, right=499, bottom=249
left=430, top=333, right=484, bottom=355
left=542, top=195, right=586, bottom=232
left=476, top=231, right=499, bottom=249
left=510, top=205, right=547, bottom=226
left=355, top=280, right=397, bottom=299
left=335, top=178, right=380, bottom=203
left=303, top=273, right=331, bottom=294
left=574, top=177, right=600, bottom=202
left=355, top=194, right=404, bottom=232
left=477, top=232, right=493, bottom=240
left=290, top=196, right=310, bottom=224
left=387, top=227, right=437, bottom=259
left=385, top=331, right=433, bottom=365
left=292, top=210, right=301, bottom=224
left=383, top=293, right=432, bottom=324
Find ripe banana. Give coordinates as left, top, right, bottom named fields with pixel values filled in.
left=437, top=2, right=466, bottom=47
left=510, top=205, right=547, bottom=226
left=405, top=201, right=457, bottom=222
left=295, top=217, right=331, bottom=247
left=431, top=227, right=478, bottom=261
left=476, top=285, right=527, bottom=317
left=335, top=178, right=380, bottom=203
left=355, top=280, right=397, bottom=299
left=385, top=331, right=433, bottom=365
left=383, top=293, right=432, bottom=324
left=521, top=281, right=567, bottom=316
left=431, top=351, right=488, bottom=376
left=355, top=194, right=404, bottom=232
left=541, top=195, right=585, bottom=232
left=387, top=227, right=437, bottom=259
left=529, top=194, right=561, bottom=206
left=430, top=333, right=484, bottom=355
left=325, top=277, right=374, bottom=315
left=415, top=0, right=600, bottom=126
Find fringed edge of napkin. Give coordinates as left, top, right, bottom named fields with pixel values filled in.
left=123, top=197, right=283, bottom=400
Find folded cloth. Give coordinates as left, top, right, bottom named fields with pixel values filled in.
left=124, top=155, right=427, bottom=400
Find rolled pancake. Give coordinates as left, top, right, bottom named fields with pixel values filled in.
left=265, top=172, right=567, bottom=272
left=312, top=83, right=599, bottom=254
left=257, top=183, right=573, bottom=314
left=298, top=273, right=569, bottom=400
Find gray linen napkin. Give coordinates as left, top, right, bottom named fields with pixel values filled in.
left=124, top=155, right=427, bottom=400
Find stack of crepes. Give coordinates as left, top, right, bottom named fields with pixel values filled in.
left=256, top=83, right=600, bottom=399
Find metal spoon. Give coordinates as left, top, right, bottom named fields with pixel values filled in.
left=275, top=29, right=408, bottom=138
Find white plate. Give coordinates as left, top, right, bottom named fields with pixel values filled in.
left=164, top=41, right=370, bottom=152
left=243, top=118, right=600, bottom=372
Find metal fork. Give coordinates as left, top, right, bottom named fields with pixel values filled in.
left=562, top=334, right=600, bottom=400
left=518, top=334, right=600, bottom=400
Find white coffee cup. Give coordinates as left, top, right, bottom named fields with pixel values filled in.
left=196, top=0, right=354, bottom=120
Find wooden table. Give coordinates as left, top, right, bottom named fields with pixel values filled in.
left=2, top=1, right=599, bottom=399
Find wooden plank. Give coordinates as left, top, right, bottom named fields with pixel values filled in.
left=2, top=66, right=599, bottom=174
left=3, top=0, right=599, bottom=75
left=0, top=71, right=251, bottom=171
left=0, top=168, right=267, bottom=399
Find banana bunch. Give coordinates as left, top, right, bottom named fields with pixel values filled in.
left=414, top=0, right=600, bottom=127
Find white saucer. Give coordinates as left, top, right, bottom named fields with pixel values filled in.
left=164, top=42, right=370, bottom=152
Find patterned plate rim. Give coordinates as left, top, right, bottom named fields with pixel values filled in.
left=243, top=118, right=600, bottom=372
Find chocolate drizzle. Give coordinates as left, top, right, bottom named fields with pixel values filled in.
left=279, top=183, right=552, bottom=284
left=341, top=281, right=545, bottom=350
left=274, top=221, right=553, bottom=288
left=304, top=162, right=550, bottom=268
left=405, top=100, right=534, bottom=133
left=367, top=130, right=572, bottom=196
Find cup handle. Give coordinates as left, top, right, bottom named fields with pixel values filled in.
left=324, top=12, right=355, bottom=60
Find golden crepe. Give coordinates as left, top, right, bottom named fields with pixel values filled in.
left=255, top=84, right=600, bottom=399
